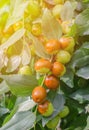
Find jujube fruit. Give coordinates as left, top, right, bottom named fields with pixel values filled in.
left=45, top=39, right=61, bottom=54
left=32, top=86, right=47, bottom=103
left=35, top=58, right=52, bottom=74
left=44, top=75, right=59, bottom=89
left=56, top=50, right=71, bottom=64
left=59, top=106, right=69, bottom=118
left=52, top=62, right=66, bottom=77
left=38, top=100, right=54, bottom=117
left=18, top=65, right=32, bottom=75
left=59, top=36, right=75, bottom=53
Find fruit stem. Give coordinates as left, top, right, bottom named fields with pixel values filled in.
left=40, top=74, right=46, bottom=86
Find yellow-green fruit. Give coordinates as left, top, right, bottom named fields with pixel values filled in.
left=52, top=4, right=63, bottom=18
left=56, top=50, right=71, bottom=64
left=47, top=115, right=61, bottom=129
left=38, top=100, right=54, bottom=117
left=59, top=106, right=69, bottom=118
left=54, top=0, right=64, bottom=4
left=61, top=20, right=74, bottom=34
left=43, top=103, right=54, bottom=117
left=31, top=23, right=42, bottom=36
left=59, top=36, right=75, bottom=53
left=18, top=66, right=32, bottom=75
left=27, top=1, right=41, bottom=19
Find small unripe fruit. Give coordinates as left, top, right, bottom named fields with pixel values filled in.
left=59, top=36, right=75, bottom=53
left=31, top=23, right=42, bottom=36
left=52, top=4, right=63, bottom=18
left=35, top=59, right=52, bottom=74
left=45, top=39, right=61, bottom=54
left=61, top=20, right=74, bottom=34
left=59, top=106, right=69, bottom=118
left=32, top=86, right=47, bottom=103
left=38, top=100, right=54, bottom=117
left=52, top=62, right=66, bottom=77
left=45, top=75, right=59, bottom=89
left=56, top=50, right=71, bottom=64
left=47, top=115, right=61, bottom=129
left=18, top=66, right=32, bottom=75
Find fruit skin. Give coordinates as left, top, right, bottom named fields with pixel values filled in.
left=18, top=66, right=32, bottom=75
left=59, top=106, right=69, bottom=118
left=52, top=62, right=66, bottom=77
left=56, top=50, right=71, bottom=64
left=38, top=100, right=54, bottom=117
left=59, top=36, right=75, bottom=53
left=46, top=115, right=61, bottom=129
left=32, top=86, right=47, bottom=103
left=35, top=59, right=52, bottom=74
left=44, top=75, right=59, bottom=89
left=45, top=39, right=61, bottom=54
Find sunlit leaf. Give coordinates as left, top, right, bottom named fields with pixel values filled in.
left=60, top=1, right=74, bottom=21
left=0, top=111, right=36, bottom=130
left=0, top=81, right=9, bottom=94
left=84, top=116, right=89, bottom=130
left=0, top=50, right=8, bottom=70
left=6, top=55, right=21, bottom=73
left=76, top=65, right=89, bottom=79
left=17, top=98, right=36, bottom=112
left=0, top=28, right=25, bottom=50
left=5, top=0, right=29, bottom=30
left=42, top=9, right=62, bottom=40
left=0, top=74, right=38, bottom=96
left=75, top=8, right=89, bottom=36
left=21, top=44, right=31, bottom=66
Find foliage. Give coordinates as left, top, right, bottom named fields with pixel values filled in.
left=0, top=0, right=89, bottom=130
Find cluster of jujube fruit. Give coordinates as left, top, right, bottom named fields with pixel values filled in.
left=31, top=36, right=75, bottom=117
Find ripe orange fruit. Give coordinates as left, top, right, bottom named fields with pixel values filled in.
left=35, top=58, right=52, bottom=74
left=32, top=86, right=47, bottom=103
left=52, top=62, right=66, bottom=77
left=44, top=75, right=59, bottom=89
left=45, top=39, right=61, bottom=54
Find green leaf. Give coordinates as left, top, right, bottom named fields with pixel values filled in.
left=0, top=81, right=9, bottom=94
left=0, top=111, right=36, bottom=130
left=70, top=88, right=89, bottom=103
left=42, top=9, right=62, bottom=40
left=0, top=28, right=25, bottom=50
left=6, top=55, right=21, bottom=73
left=61, top=68, right=74, bottom=88
left=75, top=8, right=89, bottom=36
left=0, top=107, right=9, bottom=117
left=76, top=65, right=89, bottom=79
left=42, top=94, right=65, bottom=126
left=84, top=116, right=89, bottom=130
left=17, top=98, right=36, bottom=112
left=0, top=74, right=38, bottom=96
left=69, top=42, right=89, bottom=70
